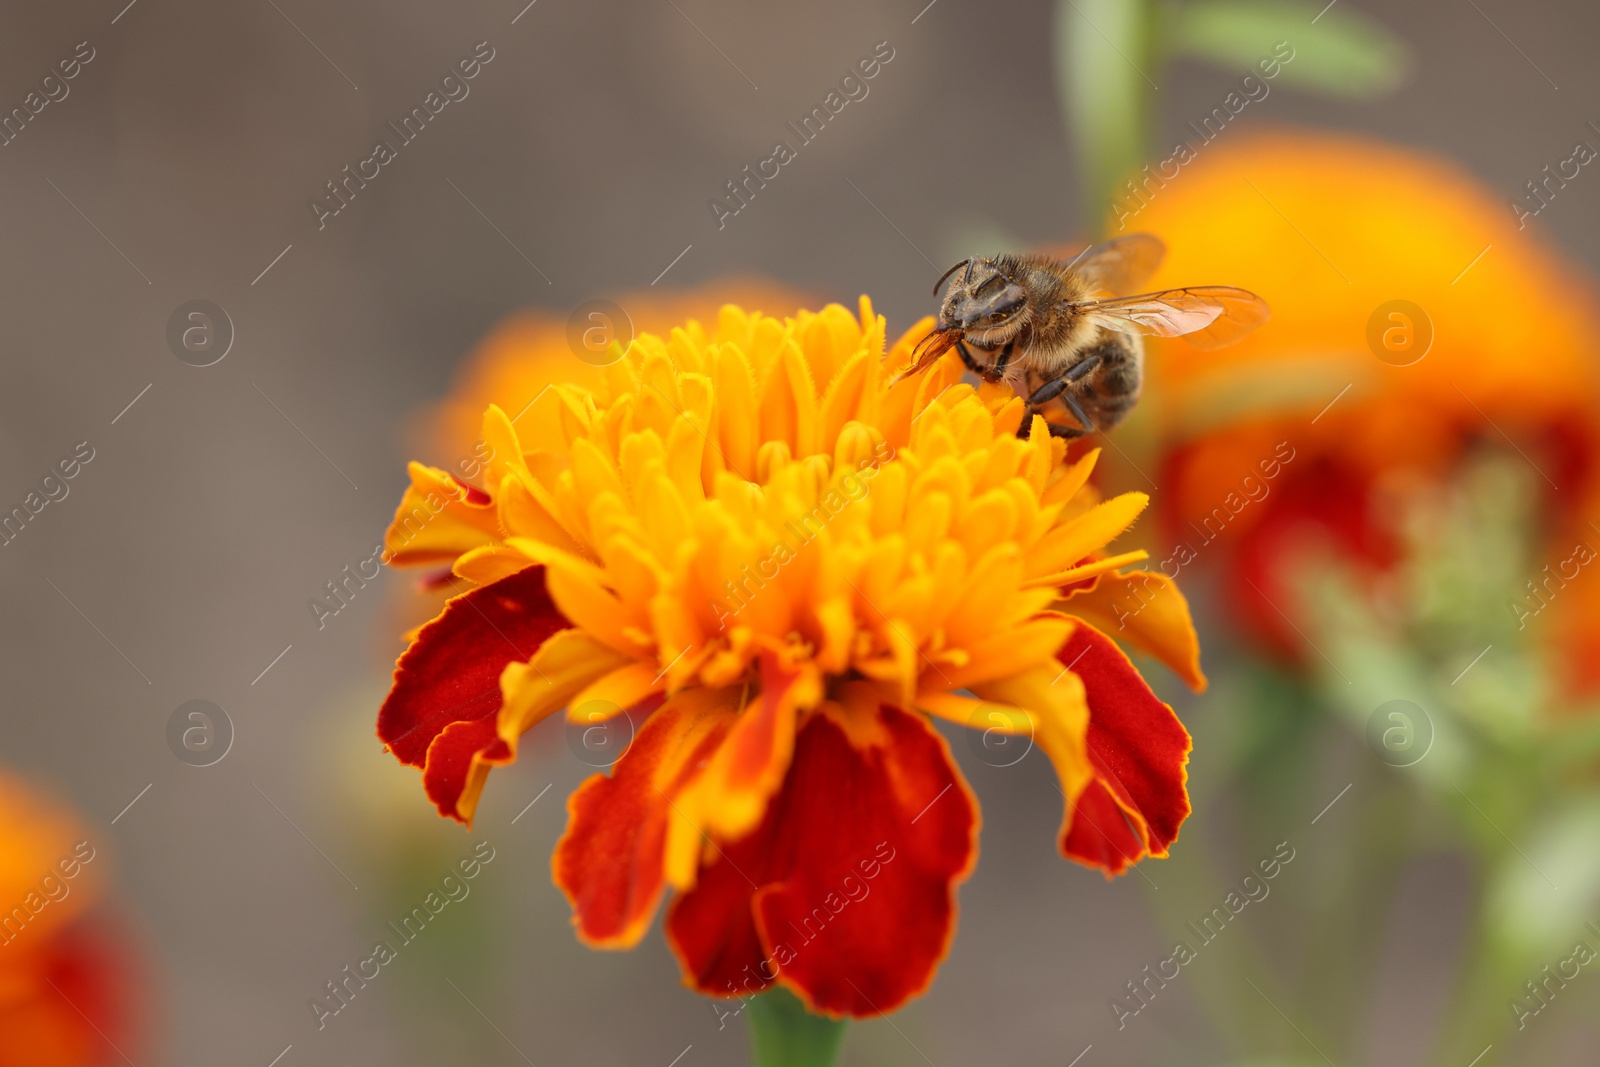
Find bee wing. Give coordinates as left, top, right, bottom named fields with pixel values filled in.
left=1080, top=286, right=1269, bottom=350
left=1067, top=233, right=1167, bottom=296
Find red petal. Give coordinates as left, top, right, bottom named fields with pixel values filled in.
left=1062, top=778, right=1147, bottom=876
left=667, top=697, right=978, bottom=1018
left=420, top=717, right=511, bottom=821
left=1059, top=623, right=1192, bottom=875
left=377, top=566, right=568, bottom=820
left=553, top=692, right=737, bottom=947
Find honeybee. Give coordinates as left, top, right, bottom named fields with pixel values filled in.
left=899, top=234, right=1269, bottom=438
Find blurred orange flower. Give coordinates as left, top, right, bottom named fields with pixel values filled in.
left=419, top=279, right=817, bottom=460
left=0, top=773, right=137, bottom=1067
left=377, top=297, right=1202, bottom=1017
left=1130, top=129, right=1600, bottom=695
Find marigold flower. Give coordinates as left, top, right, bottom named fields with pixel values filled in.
left=1130, top=130, right=1600, bottom=695
left=377, top=298, right=1203, bottom=1016
left=0, top=773, right=136, bottom=1067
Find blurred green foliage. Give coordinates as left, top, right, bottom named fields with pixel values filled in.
left=1054, top=0, right=1411, bottom=233
left=1169, top=0, right=1410, bottom=100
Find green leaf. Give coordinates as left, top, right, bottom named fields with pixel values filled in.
left=1054, top=0, right=1158, bottom=235
left=1167, top=0, right=1410, bottom=99
left=746, top=987, right=848, bottom=1067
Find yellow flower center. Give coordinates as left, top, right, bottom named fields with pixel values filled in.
left=450, top=299, right=1149, bottom=717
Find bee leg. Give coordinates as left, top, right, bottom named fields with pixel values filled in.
left=1017, top=354, right=1103, bottom=437
left=1024, top=377, right=1072, bottom=407
left=991, top=339, right=1017, bottom=378
left=1018, top=390, right=1098, bottom=439
left=1061, top=392, right=1097, bottom=435
left=955, top=339, right=998, bottom=382
left=1064, top=352, right=1103, bottom=382
left=1015, top=409, right=1087, bottom=439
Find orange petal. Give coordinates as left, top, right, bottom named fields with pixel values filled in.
left=1027, top=491, right=1149, bottom=578
left=1024, top=549, right=1150, bottom=590
left=666, top=653, right=818, bottom=885
left=666, top=690, right=978, bottom=1018
left=497, top=629, right=635, bottom=745
left=383, top=462, right=501, bottom=568
left=453, top=542, right=537, bottom=586
left=566, top=661, right=666, bottom=721
left=1060, top=569, right=1207, bottom=690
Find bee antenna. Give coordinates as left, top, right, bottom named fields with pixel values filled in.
left=931, top=258, right=972, bottom=298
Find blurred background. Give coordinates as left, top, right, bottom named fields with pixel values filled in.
left=3, top=0, right=1600, bottom=1064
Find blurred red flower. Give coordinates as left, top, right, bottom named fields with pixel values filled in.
left=1131, top=129, right=1600, bottom=698
left=0, top=774, right=140, bottom=1067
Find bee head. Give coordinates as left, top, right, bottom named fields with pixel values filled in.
left=935, top=258, right=1029, bottom=342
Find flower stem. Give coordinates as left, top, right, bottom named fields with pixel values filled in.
left=745, top=987, right=848, bottom=1067
left=1053, top=0, right=1158, bottom=236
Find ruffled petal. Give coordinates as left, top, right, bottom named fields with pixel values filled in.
left=666, top=653, right=818, bottom=885
left=419, top=717, right=508, bottom=827
left=667, top=688, right=978, bottom=1018
left=1060, top=778, right=1149, bottom=876
left=552, top=688, right=740, bottom=948
left=377, top=566, right=570, bottom=822
left=1058, top=623, right=1192, bottom=875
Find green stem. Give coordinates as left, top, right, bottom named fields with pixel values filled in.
left=745, top=987, right=848, bottom=1067
left=1054, top=0, right=1158, bottom=237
